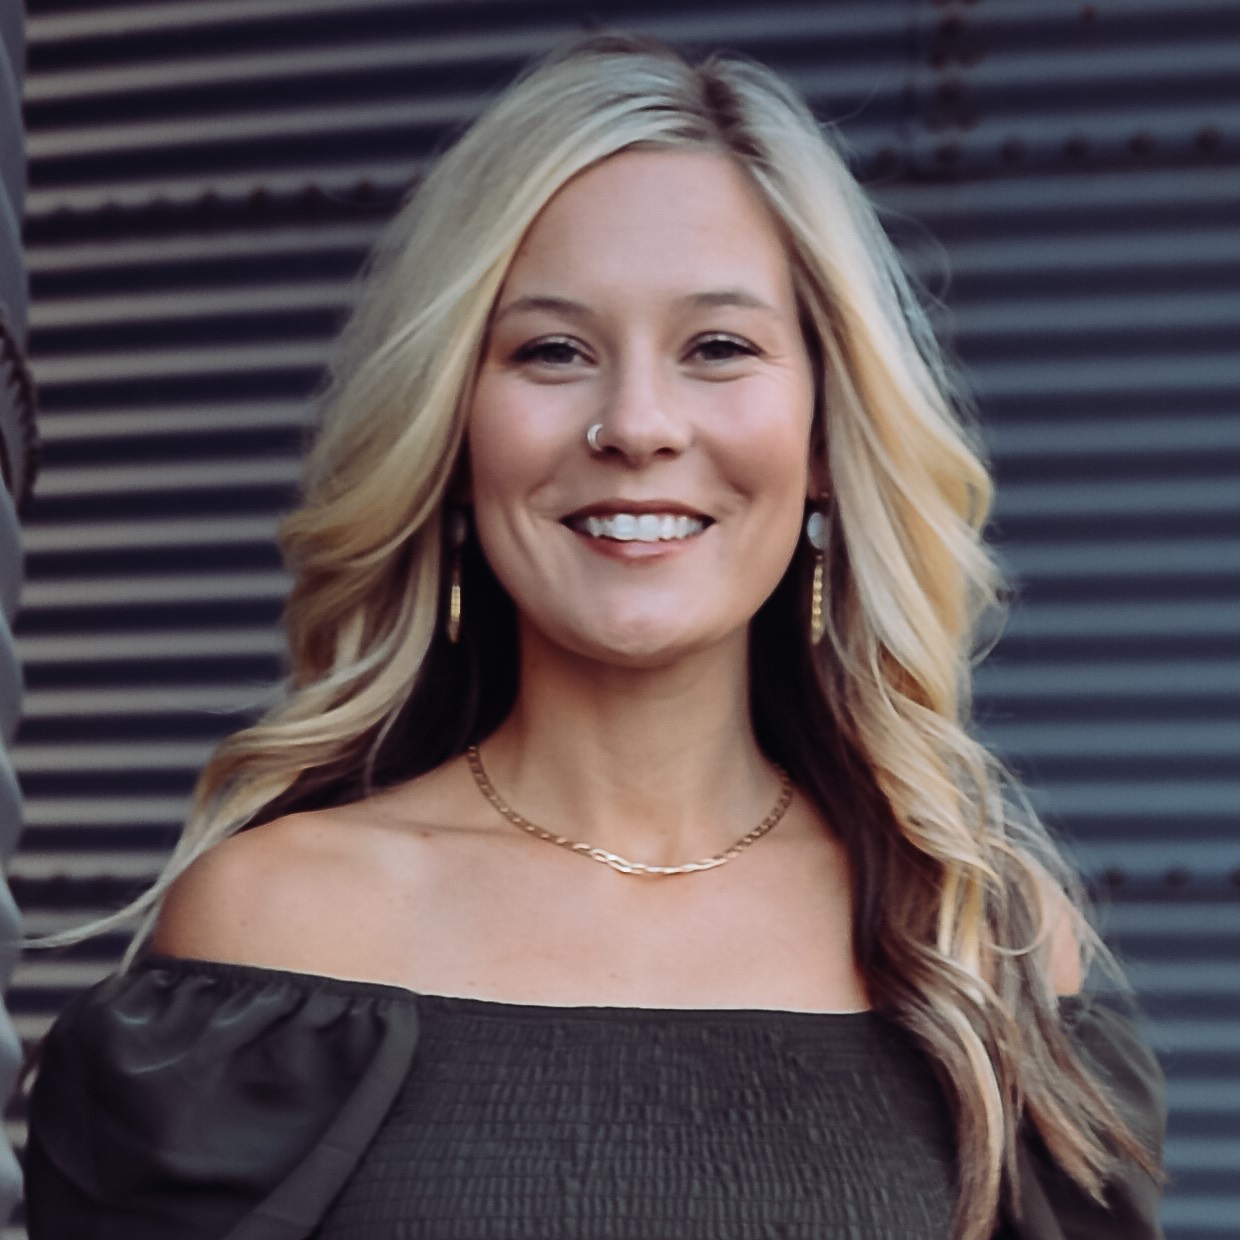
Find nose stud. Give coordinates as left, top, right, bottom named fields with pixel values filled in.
left=586, top=422, right=606, bottom=455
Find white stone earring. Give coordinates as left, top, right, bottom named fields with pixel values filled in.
left=806, top=501, right=831, bottom=645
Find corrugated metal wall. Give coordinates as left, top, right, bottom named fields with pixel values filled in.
left=7, top=1, right=1239, bottom=1236
left=0, top=0, right=34, bottom=1225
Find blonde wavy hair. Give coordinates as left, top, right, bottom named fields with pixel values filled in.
left=27, top=31, right=1156, bottom=1240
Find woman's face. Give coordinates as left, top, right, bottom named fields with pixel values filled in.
left=467, top=147, right=819, bottom=668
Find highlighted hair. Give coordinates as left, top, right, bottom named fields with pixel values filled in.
left=28, top=33, right=1158, bottom=1238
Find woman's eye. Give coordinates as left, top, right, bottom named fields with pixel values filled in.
left=513, top=337, right=584, bottom=366
left=691, top=335, right=758, bottom=362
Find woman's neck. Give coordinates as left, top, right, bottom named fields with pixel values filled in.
left=476, top=627, right=786, bottom=868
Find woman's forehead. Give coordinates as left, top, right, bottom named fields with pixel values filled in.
left=495, top=148, right=799, bottom=317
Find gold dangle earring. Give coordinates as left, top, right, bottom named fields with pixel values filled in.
left=445, top=509, right=468, bottom=644
left=806, top=500, right=831, bottom=646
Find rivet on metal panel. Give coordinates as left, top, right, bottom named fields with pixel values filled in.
left=872, top=148, right=899, bottom=175
left=960, top=44, right=984, bottom=68
left=1195, top=125, right=1222, bottom=151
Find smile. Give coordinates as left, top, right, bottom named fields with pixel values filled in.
left=566, top=513, right=708, bottom=542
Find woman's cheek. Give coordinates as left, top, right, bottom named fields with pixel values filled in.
left=470, top=372, right=584, bottom=482
left=698, top=382, right=813, bottom=497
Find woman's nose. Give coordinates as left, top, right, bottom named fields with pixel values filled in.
left=591, top=352, right=692, bottom=465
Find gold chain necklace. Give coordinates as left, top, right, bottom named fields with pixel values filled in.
left=464, top=744, right=795, bottom=876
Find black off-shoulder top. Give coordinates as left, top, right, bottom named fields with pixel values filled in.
left=22, top=952, right=1166, bottom=1240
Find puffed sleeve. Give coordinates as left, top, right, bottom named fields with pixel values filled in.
left=1011, top=993, right=1168, bottom=1240
left=22, top=952, right=421, bottom=1240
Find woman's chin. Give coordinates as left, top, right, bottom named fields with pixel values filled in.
left=549, top=615, right=739, bottom=671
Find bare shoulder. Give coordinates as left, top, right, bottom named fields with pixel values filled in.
left=149, top=806, right=397, bottom=972
left=148, top=762, right=483, bottom=975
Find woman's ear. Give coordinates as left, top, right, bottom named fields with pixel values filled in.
left=799, top=315, right=830, bottom=500
left=446, top=442, right=473, bottom=506
left=805, top=409, right=830, bottom=501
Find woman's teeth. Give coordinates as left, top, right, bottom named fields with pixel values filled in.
left=576, top=513, right=706, bottom=542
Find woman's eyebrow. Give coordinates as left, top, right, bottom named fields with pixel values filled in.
left=493, top=294, right=596, bottom=325
left=677, top=288, right=779, bottom=316
left=493, top=288, right=779, bottom=324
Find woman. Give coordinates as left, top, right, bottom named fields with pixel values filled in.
left=21, top=32, right=1165, bottom=1240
